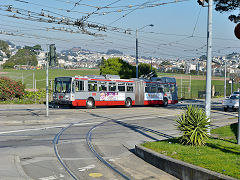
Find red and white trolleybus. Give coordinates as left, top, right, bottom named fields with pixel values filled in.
left=52, top=75, right=178, bottom=108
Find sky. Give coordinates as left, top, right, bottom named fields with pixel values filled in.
left=0, top=0, right=239, bottom=59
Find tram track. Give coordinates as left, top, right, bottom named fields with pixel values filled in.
left=53, top=111, right=177, bottom=180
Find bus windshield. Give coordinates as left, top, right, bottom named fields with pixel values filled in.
left=55, top=77, right=72, bottom=93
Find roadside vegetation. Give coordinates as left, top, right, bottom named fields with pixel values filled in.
left=142, top=106, right=239, bottom=179
left=142, top=137, right=240, bottom=179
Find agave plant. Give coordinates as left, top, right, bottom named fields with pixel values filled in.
left=176, top=105, right=210, bottom=146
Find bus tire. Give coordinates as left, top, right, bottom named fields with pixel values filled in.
left=125, top=98, right=132, bottom=108
left=224, top=107, right=228, bottom=112
left=86, top=98, right=95, bottom=109
left=162, top=97, right=168, bottom=107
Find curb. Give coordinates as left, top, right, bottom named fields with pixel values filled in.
left=135, top=145, right=237, bottom=180
left=14, top=155, right=34, bottom=180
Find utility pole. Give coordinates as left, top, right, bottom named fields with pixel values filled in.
left=198, top=0, right=212, bottom=133
left=205, top=0, right=213, bottom=121
left=46, top=45, right=49, bottom=117
left=135, top=24, right=154, bottom=78
left=224, top=60, right=227, bottom=98
left=33, top=71, right=35, bottom=89
left=136, top=29, right=139, bottom=78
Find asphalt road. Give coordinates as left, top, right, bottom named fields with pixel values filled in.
left=0, top=100, right=238, bottom=180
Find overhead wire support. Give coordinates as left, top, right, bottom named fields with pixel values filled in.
left=0, top=5, right=133, bottom=36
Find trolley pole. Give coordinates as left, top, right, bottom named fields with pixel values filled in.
left=205, top=0, right=213, bottom=132
left=46, top=45, right=49, bottom=117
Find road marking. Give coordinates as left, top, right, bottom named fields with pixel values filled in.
left=89, top=173, right=103, bottom=177
left=38, top=174, right=65, bottom=180
left=39, top=175, right=58, bottom=180
left=0, top=122, right=101, bottom=135
left=0, top=114, right=175, bottom=135
left=78, top=164, right=96, bottom=172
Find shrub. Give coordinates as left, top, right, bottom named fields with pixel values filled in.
left=0, top=77, right=25, bottom=101
left=176, top=105, right=210, bottom=146
left=23, top=90, right=47, bottom=104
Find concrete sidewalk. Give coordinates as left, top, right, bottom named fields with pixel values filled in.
left=0, top=155, right=33, bottom=180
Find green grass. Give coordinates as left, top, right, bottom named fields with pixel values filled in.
left=211, top=123, right=238, bottom=143
left=1, top=69, right=100, bottom=89
left=142, top=138, right=240, bottom=179
left=1, top=70, right=238, bottom=99
left=142, top=123, right=240, bottom=179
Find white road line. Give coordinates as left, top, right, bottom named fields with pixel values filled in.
left=0, top=114, right=175, bottom=135
left=0, top=122, right=101, bottom=135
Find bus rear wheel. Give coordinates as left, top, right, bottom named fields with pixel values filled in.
left=86, top=98, right=95, bottom=109
left=162, top=97, right=168, bottom=107
left=125, top=98, right=132, bottom=108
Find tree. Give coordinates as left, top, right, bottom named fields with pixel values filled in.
left=0, top=40, right=11, bottom=58
left=138, top=63, right=157, bottom=77
left=213, top=0, right=240, bottom=23
left=3, top=48, right=38, bottom=69
left=199, top=55, right=207, bottom=60
left=23, top=44, right=42, bottom=55
left=100, top=57, right=157, bottom=79
left=100, top=57, right=134, bottom=78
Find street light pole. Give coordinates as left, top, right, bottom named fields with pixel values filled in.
left=46, top=45, right=49, bottom=117
left=136, top=29, right=139, bottom=78
left=135, top=24, right=154, bottom=78
left=151, top=59, right=152, bottom=73
left=224, top=60, right=227, bottom=98
left=205, top=0, right=213, bottom=121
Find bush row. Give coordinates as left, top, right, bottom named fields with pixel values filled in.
left=0, top=77, right=25, bottom=100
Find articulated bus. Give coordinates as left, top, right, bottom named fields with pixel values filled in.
left=52, top=75, right=178, bottom=109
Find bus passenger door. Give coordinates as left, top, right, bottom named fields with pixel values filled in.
left=135, top=81, right=144, bottom=105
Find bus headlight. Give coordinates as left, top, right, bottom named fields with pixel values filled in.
left=65, top=94, right=70, bottom=100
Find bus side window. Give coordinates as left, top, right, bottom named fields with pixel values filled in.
left=88, top=81, right=97, bottom=92
left=118, top=82, right=125, bottom=92
left=98, top=81, right=107, bottom=91
left=158, top=84, right=163, bottom=93
left=151, top=84, right=157, bottom=93
left=145, top=84, right=150, bottom=93
left=109, top=82, right=116, bottom=91
left=76, top=81, right=84, bottom=92
left=127, top=83, right=133, bottom=92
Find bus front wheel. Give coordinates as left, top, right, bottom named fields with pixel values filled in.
left=125, top=98, right=132, bottom=108
left=86, top=98, right=95, bottom=109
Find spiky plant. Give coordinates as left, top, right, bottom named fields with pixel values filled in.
left=176, top=105, right=210, bottom=146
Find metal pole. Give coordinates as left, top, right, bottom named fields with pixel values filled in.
left=205, top=0, right=213, bottom=121
left=181, top=75, right=182, bottom=99
left=151, top=59, right=152, bottom=73
left=136, top=29, right=138, bottom=78
left=224, top=60, right=227, bottom=98
left=190, top=75, right=191, bottom=99
left=22, top=72, right=24, bottom=85
left=33, top=71, right=35, bottom=89
left=35, top=79, right=37, bottom=91
left=46, top=45, right=49, bottom=117
left=238, top=93, right=240, bottom=144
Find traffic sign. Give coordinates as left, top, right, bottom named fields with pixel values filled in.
left=234, top=23, right=240, bottom=40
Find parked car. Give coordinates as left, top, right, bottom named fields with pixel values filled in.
left=232, top=91, right=240, bottom=95
left=222, top=94, right=239, bottom=112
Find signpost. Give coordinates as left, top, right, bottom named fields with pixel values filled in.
left=234, top=23, right=240, bottom=145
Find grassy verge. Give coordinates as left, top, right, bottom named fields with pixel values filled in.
left=142, top=124, right=240, bottom=179
left=1, top=69, right=100, bottom=89
left=211, top=123, right=238, bottom=143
